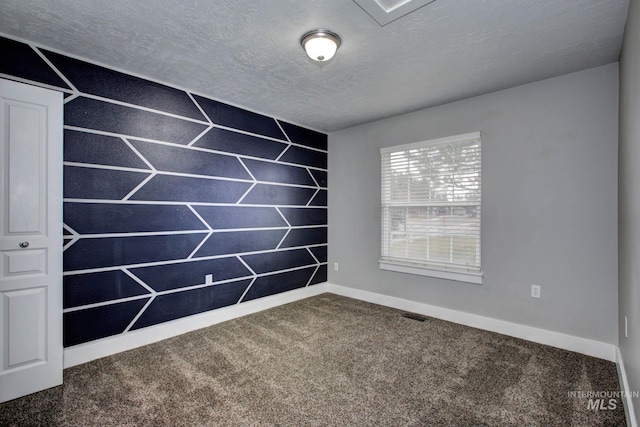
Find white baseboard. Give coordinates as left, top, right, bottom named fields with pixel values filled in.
left=64, top=282, right=634, bottom=423
left=63, top=284, right=328, bottom=368
left=616, top=347, right=639, bottom=427
left=65, top=282, right=618, bottom=369
left=326, top=283, right=617, bottom=362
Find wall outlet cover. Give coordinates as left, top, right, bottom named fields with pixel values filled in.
left=531, top=285, right=541, bottom=298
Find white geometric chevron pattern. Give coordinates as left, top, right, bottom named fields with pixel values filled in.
left=0, top=34, right=327, bottom=347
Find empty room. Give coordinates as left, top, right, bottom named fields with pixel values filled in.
left=0, top=0, right=639, bottom=425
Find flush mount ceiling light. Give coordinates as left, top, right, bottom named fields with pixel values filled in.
left=300, top=29, right=341, bottom=62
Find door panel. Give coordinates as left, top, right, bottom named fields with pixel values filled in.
left=4, top=287, right=47, bottom=368
left=6, top=101, right=46, bottom=236
left=2, top=249, right=47, bottom=278
left=0, top=78, right=63, bottom=403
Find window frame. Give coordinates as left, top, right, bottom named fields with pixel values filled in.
left=379, top=131, right=483, bottom=285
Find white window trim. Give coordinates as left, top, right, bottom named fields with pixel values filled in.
left=379, top=260, right=483, bottom=284
left=380, top=131, right=482, bottom=285
left=379, top=131, right=481, bottom=155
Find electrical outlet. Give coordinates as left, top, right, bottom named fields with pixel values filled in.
left=205, top=274, right=213, bottom=285
left=625, top=316, right=628, bottom=338
left=531, top=284, right=541, bottom=298
left=333, top=262, right=339, bottom=272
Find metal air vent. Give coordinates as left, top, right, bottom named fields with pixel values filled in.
left=401, top=312, right=428, bottom=322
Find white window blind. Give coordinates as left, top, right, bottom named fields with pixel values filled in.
left=380, top=132, right=482, bottom=281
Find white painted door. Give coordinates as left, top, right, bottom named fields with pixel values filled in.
left=0, top=79, right=63, bottom=403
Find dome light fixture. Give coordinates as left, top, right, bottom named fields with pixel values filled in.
left=301, top=29, right=341, bottom=62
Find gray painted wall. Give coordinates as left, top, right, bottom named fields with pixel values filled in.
left=328, top=63, right=619, bottom=344
left=619, top=0, right=640, bottom=421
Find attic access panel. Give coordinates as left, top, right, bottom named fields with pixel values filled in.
left=353, top=0, right=436, bottom=26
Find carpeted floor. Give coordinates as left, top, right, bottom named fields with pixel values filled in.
left=0, top=293, right=627, bottom=426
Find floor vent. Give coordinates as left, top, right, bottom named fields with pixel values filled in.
left=401, top=312, right=428, bottom=322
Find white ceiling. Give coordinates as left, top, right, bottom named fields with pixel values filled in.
left=0, top=0, right=630, bottom=132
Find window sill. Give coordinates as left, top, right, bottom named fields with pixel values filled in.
left=379, top=260, right=483, bottom=285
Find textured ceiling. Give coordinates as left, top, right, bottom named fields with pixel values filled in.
left=0, top=0, right=630, bottom=132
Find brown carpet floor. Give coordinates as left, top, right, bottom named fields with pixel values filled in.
left=0, top=293, right=627, bottom=426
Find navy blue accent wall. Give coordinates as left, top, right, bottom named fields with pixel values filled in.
left=1, top=36, right=327, bottom=347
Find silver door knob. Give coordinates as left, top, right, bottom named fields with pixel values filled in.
left=19, top=241, right=29, bottom=248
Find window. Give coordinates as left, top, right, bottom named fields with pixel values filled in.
left=380, top=132, right=482, bottom=284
